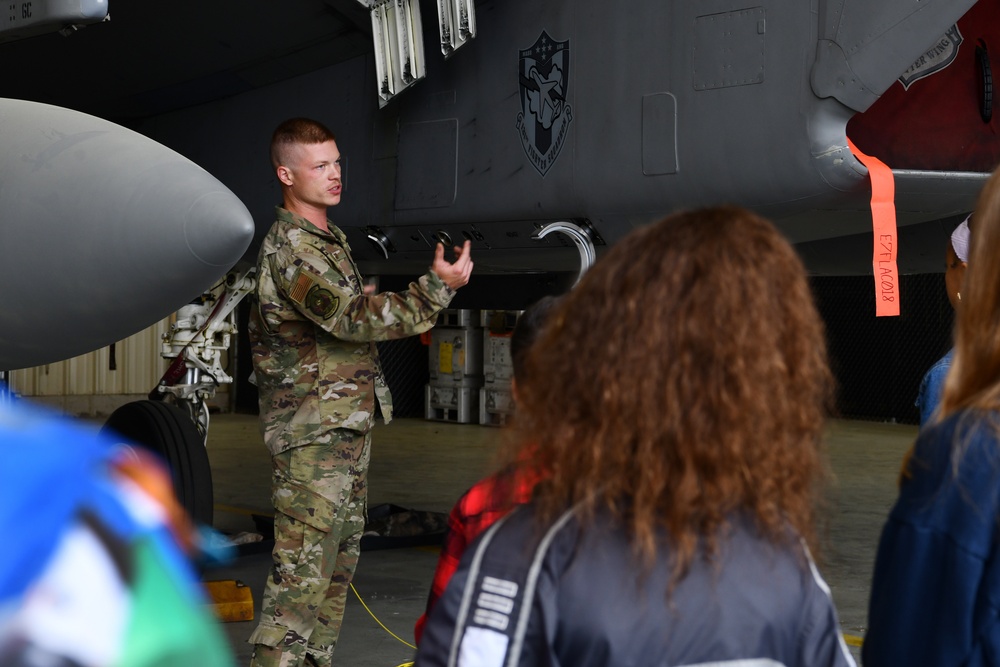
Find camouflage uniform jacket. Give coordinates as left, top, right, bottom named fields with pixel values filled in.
left=250, top=207, right=455, bottom=455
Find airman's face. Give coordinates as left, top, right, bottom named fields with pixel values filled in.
left=278, top=140, right=343, bottom=211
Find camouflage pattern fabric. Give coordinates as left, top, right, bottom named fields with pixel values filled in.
left=249, top=207, right=455, bottom=456
left=247, top=207, right=455, bottom=667
left=249, top=433, right=369, bottom=667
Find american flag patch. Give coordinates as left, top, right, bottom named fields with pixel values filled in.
left=289, top=271, right=313, bottom=303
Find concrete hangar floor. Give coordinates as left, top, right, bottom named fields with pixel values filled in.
left=205, top=413, right=915, bottom=664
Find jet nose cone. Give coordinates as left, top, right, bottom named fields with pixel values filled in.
left=184, top=190, right=255, bottom=268
left=0, top=97, right=257, bottom=369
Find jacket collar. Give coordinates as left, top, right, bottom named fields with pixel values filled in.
left=274, top=206, right=348, bottom=246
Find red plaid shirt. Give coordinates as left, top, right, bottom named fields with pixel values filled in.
left=414, top=465, right=537, bottom=643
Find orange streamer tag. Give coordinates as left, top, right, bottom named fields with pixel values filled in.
left=848, top=138, right=900, bottom=317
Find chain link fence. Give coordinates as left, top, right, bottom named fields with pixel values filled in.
left=812, top=273, right=954, bottom=425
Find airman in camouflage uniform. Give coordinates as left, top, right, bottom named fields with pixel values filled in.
left=247, top=118, right=473, bottom=667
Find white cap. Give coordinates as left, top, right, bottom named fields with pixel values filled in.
left=951, top=215, right=971, bottom=263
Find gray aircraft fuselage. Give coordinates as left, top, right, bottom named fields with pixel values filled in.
left=2, top=0, right=998, bottom=367
left=134, top=0, right=989, bottom=283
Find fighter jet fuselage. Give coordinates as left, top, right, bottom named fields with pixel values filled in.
left=2, top=0, right=998, bottom=365
left=132, top=0, right=995, bottom=283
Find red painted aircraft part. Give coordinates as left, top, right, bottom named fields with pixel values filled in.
left=848, top=0, right=1000, bottom=173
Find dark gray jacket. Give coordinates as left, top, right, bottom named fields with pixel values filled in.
left=415, top=504, right=856, bottom=667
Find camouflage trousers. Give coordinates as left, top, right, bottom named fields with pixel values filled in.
left=248, top=429, right=371, bottom=667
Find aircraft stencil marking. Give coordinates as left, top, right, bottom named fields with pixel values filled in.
left=898, top=25, right=963, bottom=89
left=516, top=30, right=573, bottom=177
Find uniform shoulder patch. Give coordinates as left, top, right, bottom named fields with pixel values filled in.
left=289, top=271, right=313, bottom=303
left=305, top=284, right=339, bottom=319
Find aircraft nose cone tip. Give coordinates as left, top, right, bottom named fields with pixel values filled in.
left=184, top=191, right=255, bottom=267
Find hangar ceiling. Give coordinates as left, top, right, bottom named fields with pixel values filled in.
left=0, top=1, right=372, bottom=123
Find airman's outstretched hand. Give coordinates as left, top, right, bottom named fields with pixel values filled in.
left=431, top=240, right=473, bottom=290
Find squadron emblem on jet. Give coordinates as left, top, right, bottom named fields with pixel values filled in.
left=898, top=24, right=963, bottom=89
left=517, top=31, right=573, bottom=177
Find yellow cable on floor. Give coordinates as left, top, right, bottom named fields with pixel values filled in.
left=350, top=582, right=417, bottom=657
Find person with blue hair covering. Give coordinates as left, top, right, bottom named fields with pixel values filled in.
left=0, top=399, right=234, bottom=667
left=915, top=214, right=970, bottom=426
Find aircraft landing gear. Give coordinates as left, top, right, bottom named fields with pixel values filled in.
left=124, top=266, right=256, bottom=528
left=101, top=399, right=214, bottom=527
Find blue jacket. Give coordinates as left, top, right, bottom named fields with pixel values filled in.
left=864, top=410, right=1000, bottom=666
left=916, top=349, right=953, bottom=427
left=416, top=503, right=855, bottom=667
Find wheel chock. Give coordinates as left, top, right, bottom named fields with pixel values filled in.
left=204, top=579, right=254, bottom=622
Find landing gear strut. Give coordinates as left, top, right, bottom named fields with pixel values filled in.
left=106, top=267, right=256, bottom=526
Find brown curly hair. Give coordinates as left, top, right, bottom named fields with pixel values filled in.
left=510, top=206, right=834, bottom=578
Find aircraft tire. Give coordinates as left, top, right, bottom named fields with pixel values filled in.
left=101, top=399, right=214, bottom=527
